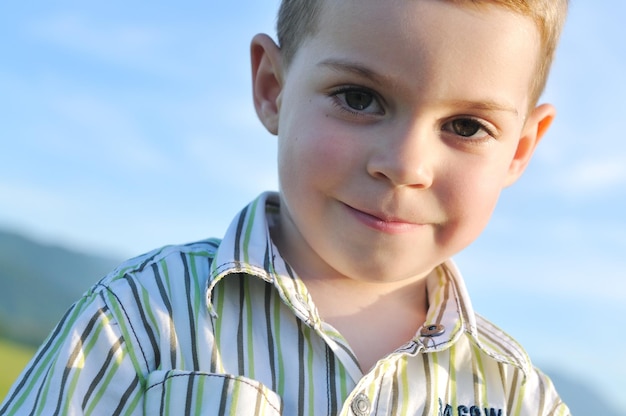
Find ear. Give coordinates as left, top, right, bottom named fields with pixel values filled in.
left=251, top=33, right=284, bottom=135
left=504, top=103, right=556, bottom=186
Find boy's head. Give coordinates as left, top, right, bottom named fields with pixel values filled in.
left=251, top=0, right=565, bottom=284
left=277, top=0, right=568, bottom=106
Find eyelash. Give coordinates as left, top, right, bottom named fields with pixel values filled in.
left=328, top=87, right=498, bottom=141
left=444, top=117, right=498, bottom=141
left=329, top=86, right=384, bottom=118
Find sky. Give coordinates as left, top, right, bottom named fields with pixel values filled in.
left=1, top=1, right=625, bottom=410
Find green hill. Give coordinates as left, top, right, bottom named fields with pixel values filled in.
left=0, top=230, right=120, bottom=346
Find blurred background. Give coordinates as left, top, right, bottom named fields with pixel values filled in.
left=1, top=1, right=624, bottom=414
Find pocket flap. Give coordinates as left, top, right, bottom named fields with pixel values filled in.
left=145, top=370, right=283, bottom=415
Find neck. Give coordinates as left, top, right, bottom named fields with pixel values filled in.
left=303, top=270, right=432, bottom=372
left=303, top=271, right=429, bottom=316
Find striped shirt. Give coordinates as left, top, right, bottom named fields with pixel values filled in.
left=1, top=192, right=570, bottom=415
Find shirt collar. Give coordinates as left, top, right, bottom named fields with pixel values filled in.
left=206, top=192, right=314, bottom=324
left=420, top=260, right=532, bottom=376
left=207, top=192, right=279, bottom=291
left=206, top=192, right=531, bottom=375
left=419, top=260, right=477, bottom=350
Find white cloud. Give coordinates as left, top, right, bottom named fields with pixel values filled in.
left=532, top=2, right=626, bottom=201
left=29, top=90, right=174, bottom=177
left=554, top=156, right=626, bottom=195
left=457, top=247, right=626, bottom=303
left=182, top=131, right=278, bottom=191
left=24, top=13, right=168, bottom=66
left=0, top=181, right=69, bottom=217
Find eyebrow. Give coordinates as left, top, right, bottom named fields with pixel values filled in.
left=317, top=58, right=389, bottom=86
left=318, top=58, right=520, bottom=117
left=445, top=99, right=519, bottom=117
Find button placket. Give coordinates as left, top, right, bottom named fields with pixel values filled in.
left=350, top=393, right=371, bottom=416
left=294, top=293, right=305, bottom=304
left=292, top=293, right=317, bottom=326
left=420, top=324, right=445, bottom=337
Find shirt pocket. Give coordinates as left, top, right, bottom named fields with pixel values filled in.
left=145, top=370, right=283, bottom=415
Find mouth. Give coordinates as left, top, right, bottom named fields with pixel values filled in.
left=342, top=202, right=424, bottom=234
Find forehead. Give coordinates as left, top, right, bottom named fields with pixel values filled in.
left=293, top=0, right=540, bottom=112
left=315, top=0, right=537, bottom=50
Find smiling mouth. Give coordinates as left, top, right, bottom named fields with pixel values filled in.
left=343, top=203, right=423, bottom=234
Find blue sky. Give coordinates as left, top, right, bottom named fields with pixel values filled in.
left=1, top=1, right=625, bottom=410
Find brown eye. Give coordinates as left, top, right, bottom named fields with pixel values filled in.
left=331, top=87, right=384, bottom=116
left=344, top=90, right=374, bottom=110
left=451, top=119, right=482, bottom=137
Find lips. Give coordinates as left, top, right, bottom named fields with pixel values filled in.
left=342, top=202, right=423, bottom=234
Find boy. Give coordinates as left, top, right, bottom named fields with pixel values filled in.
left=1, top=0, right=570, bottom=414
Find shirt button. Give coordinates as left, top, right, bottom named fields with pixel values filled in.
left=351, top=393, right=371, bottom=416
left=420, top=324, right=445, bottom=337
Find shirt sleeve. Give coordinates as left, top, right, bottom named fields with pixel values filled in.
left=0, top=285, right=147, bottom=416
left=540, top=369, right=572, bottom=416
left=514, top=366, right=572, bottom=416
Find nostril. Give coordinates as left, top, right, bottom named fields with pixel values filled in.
left=368, top=163, right=434, bottom=189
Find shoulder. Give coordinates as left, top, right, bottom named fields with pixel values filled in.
left=97, top=238, right=221, bottom=290
left=473, top=313, right=532, bottom=374
left=76, top=239, right=224, bottom=358
left=471, top=314, right=570, bottom=414
left=81, top=238, right=223, bottom=318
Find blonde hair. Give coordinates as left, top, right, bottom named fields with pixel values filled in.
left=276, top=0, right=568, bottom=104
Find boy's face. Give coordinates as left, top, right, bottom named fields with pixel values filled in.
left=253, top=0, right=554, bottom=284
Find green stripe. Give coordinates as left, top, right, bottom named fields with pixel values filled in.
left=473, top=344, right=488, bottom=403
left=273, top=293, right=285, bottom=396
left=37, top=299, right=96, bottom=416
left=161, top=258, right=172, bottom=294
left=304, top=326, right=315, bottom=416
left=34, top=370, right=54, bottom=416
left=511, top=369, right=525, bottom=416
left=159, top=260, right=180, bottom=368
left=189, top=255, right=204, bottom=316
left=163, top=374, right=172, bottom=416
left=104, top=291, right=147, bottom=385
left=140, top=285, right=160, bottom=337
left=84, top=347, right=125, bottom=415
left=213, top=281, right=226, bottom=373
left=338, top=364, right=348, bottom=404
left=120, top=387, right=143, bottom=416
left=432, top=352, right=440, bottom=403
left=242, top=197, right=259, bottom=265
left=399, top=356, right=409, bottom=416
left=421, top=354, right=433, bottom=415
left=193, top=374, right=206, bottom=416
left=62, top=313, right=109, bottom=414
left=245, top=279, right=256, bottom=379
left=10, top=296, right=90, bottom=412
left=449, top=346, right=458, bottom=410
left=229, top=378, right=241, bottom=416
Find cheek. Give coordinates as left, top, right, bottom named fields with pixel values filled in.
left=438, top=160, right=507, bottom=244
left=446, top=151, right=512, bottom=204
left=278, top=122, right=362, bottom=189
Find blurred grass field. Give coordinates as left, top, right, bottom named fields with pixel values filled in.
left=0, top=338, right=36, bottom=403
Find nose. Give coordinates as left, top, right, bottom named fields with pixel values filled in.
left=366, top=122, right=435, bottom=188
